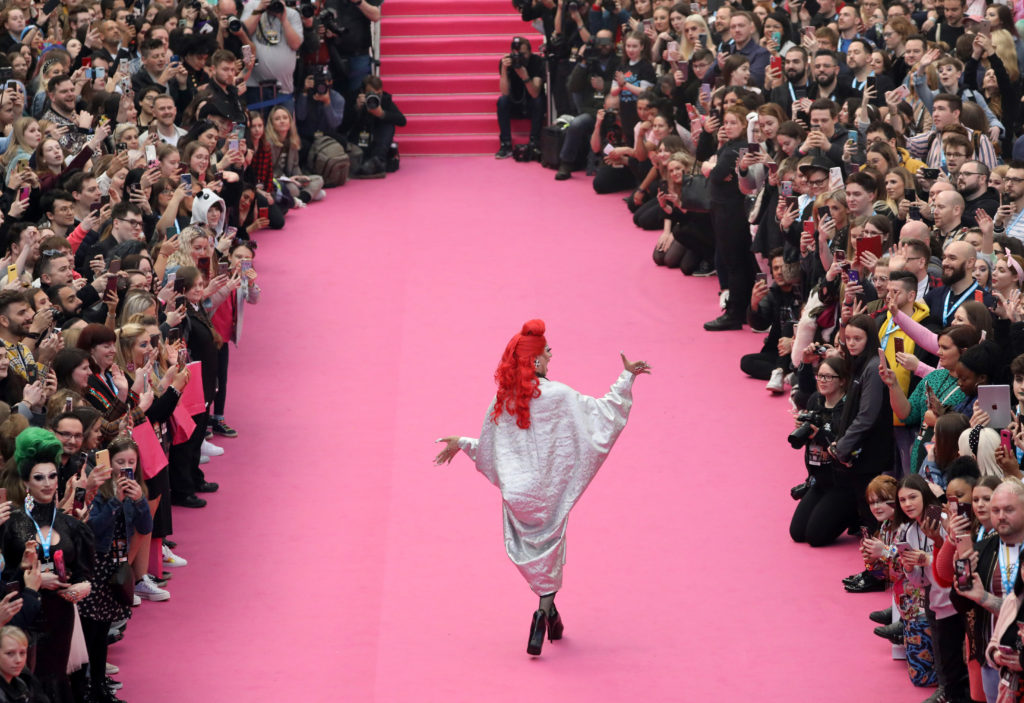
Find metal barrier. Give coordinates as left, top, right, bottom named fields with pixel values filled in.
left=372, top=17, right=380, bottom=75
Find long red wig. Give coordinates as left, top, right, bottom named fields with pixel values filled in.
left=491, top=319, right=547, bottom=429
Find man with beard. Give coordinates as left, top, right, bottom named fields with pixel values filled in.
left=767, top=46, right=812, bottom=116
left=40, top=75, right=90, bottom=154
left=0, top=290, right=57, bottom=381
left=923, top=240, right=993, bottom=329
left=952, top=481, right=1024, bottom=703
left=796, top=99, right=848, bottom=168
left=957, top=160, right=999, bottom=228
left=844, top=39, right=892, bottom=107
left=993, top=161, right=1024, bottom=242
left=807, top=50, right=853, bottom=103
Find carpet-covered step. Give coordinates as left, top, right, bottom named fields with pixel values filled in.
left=381, top=14, right=532, bottom=37
left=399, top=132, right=527, bottom=156
left=381, top=53, right=508, bottom=76
left=385, top=73, right=498, bottom=95
left=381, top=33, right=541, bottom=55
left=392, top=92, right=500, bottom=114
left=385, top=0, right=518, bottom=15
left=402, top=112, right=512, bottom=134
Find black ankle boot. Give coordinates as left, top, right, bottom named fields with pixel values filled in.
left=527, top=609, right=547, bottom=655
left=548, top=604, right=563, bottom=641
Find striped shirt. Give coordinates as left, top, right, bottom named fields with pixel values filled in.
left=906, top=125, right=997, bottom=169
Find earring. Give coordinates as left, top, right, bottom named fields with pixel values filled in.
left=24, top=494, right=33, bottom=514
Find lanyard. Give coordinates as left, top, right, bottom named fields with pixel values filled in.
left=942, top=281, right=978, bottom=326
left=1008, top=207, right=1024, bottom=235
left=880, top=316, right=899, bottom=351
left=27, top=503, right=57, bottom=559
left=999, top=541, right=1023, bottom=596
left=100, top=370, right=117, bottom=396
left=851, top=70, right=875, bottom=92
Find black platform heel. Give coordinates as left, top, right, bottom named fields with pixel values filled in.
left=527, top=609, right=547, bottom=655
left=547, top=604, right=563, bottom=641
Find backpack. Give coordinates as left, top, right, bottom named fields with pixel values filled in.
left=305, top=133, right=350, bottom=187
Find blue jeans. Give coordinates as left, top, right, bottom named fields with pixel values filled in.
left=559, top=112, right=594, bottom=164
left=343, top=54, right=373, bottom=97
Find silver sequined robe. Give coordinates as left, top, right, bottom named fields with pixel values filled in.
left=459, top=370, right=635, bottom=595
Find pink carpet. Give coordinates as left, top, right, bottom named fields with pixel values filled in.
left=117, top=158, right=924, bottom=702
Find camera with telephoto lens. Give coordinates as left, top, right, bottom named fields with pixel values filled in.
left=188, top=0, right=201, bottom=9
left=365, top=92, right=381, bottom=110
left=602, top=108, right=623, bottom=145
left=788, top=410, right=830, bottom=449
left=319, top=7, right=347, bottom=35
left=227, top=15, right=242, bottom=32
left=601, top=0, right=616, bottom=10
left=511, top=0, right=529, bottom=10
left=300, top=2, right=314, bottom=17
left=268, top=0, right=285, bottom=13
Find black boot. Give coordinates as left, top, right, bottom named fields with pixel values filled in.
left=555, top=162, right=572, bottom=181
left=527, top=609, right=547, bottom=655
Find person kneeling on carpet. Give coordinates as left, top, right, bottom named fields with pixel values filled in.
left=740, top=249, right=799, bottom=394
left=348, top=75, right=406, bottom=179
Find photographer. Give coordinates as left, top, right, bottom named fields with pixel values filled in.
left=548, top=0, right=596, bottom=116
left=788, top=352, right=850, bottom=547
left=552, top=29, right=618, bottom=178
left=296, top=66, right=346, bottom=145
left=347, top=75, right=405, bottom=178
left=319, top=0, right=382, bottom=101
left=495, top=37, right=545, bottom=160
left=241, top=0, right=307, bottom=111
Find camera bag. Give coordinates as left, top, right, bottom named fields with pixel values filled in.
left=305, top=133, right=350, bottom=187
left=540, top=125, right=565, bottom=170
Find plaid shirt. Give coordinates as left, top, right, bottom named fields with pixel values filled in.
left=252, top=140, right=274, bottom=192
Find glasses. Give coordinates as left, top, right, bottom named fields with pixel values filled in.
left=117, top=218, right=143, bottom=228
left=1004, top=176, right=1024, bottom=184
left=808, top=177, right=828, bottom=186
left=816, top=374, right=840, bottom=381
left=958, top=171, right=983, bottom=177
left=54, top=431, right=83, bottom=440
left=882, top=31, right=896, bottom=37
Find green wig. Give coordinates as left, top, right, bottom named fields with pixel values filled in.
left=14, top=428, right=63, bottom=481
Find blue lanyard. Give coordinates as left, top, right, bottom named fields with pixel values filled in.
left=942, top=281, right=978, bottom=326
left=27, top=503, right=56, bottom=559
left=851, top=70, right=875, bottom=92
left=880, top=316, right=899, bottom=351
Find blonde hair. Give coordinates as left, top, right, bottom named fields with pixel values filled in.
left=0, top=626, right=27, bottom=648
left=265, top=106, right=301, bottom=151
left=166, top=225, right=210, bottom=271
left=991, top=29, right=1020, bottom=82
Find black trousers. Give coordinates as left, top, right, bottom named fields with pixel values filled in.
left=740, top=351, right=788, bottom=381
left=497, top=94, right=545, bottom=143
left=80, top=616, right=110, bottom=696
left=593, top=164, right=635, bottom=194
left=213, top=343, right=230, bottom=417
left=169, top=412, right=208, bottom=501
left=926, top=609, right=970, bottom=701
left=713, top=206, right=756, bottom=320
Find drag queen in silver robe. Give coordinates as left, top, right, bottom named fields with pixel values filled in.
left=435, top=319, right=649, bottom=656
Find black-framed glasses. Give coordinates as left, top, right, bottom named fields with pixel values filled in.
left=815, top=374, right=840, bottom=381
left=808, top=177, right=828, bottom=186
left=117, top=218, right=143, bottom=228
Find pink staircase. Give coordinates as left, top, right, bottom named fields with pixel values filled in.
left=381, top=0, right=544, bottom=156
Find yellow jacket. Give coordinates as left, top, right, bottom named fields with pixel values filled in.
left=879, top=299, right=931, bottom=426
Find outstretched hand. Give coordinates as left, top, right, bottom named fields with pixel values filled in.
left=434, top=436, right=460, bottom=465
left=621, top=352, right=651, bottom=376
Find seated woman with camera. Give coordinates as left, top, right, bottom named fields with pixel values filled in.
left=788, top=352, right=850, bottom=547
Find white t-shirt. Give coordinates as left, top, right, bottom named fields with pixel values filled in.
left=241, top=6, right=303, bottom=94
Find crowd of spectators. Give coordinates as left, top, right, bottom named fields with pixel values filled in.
left=0, top=0, right=404, bottom=700
left=503, top=0, right=1024, bottom=700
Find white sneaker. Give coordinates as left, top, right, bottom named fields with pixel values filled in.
left=134, top=574, right=170, bottom=602
left=199, top=454, right=210, bottom=464
left=766, top=368, right=785, bottom=394
left=162, top=544, right=187, bottom=568
left=132, top=594, right=141, bottom=607
left=719, top=290, right=730, bottom=310
left=201, top=440, right=224, bottom=457
left=105, top=663, right=119, bottom=675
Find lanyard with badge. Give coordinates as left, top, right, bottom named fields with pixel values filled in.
left=942, top=281, right=978, bottom=326
left=27, top=501, right=56, bottom=570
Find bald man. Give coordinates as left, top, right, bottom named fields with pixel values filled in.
left=954, top=482, right=1024, bottom=701
left=932, top=190, right=967, bottom=249
left=923, top=240, right=993, bottom=328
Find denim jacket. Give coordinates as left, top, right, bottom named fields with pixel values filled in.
left=87, top=493, right=153, bottom=555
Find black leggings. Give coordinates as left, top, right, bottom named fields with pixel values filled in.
left=80, top=616, right=110, bottom=696
left=652, top=240, right=685, bottom=269
left=169, top=412, right=208, bottom=501
left=593, top=164, right=636, bottom=194
left=789, top=477, right=857, bottom=547
left=740, top=351, right=787, bottom=381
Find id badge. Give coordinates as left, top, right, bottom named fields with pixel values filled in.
left=40, top=560, right=53, bottom=573
left=357, top=131, right=370, bottom=148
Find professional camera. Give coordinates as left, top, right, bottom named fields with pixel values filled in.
left=313, top=65, right=331, bottom=94
left=227, top=15, right=243, bottom=32
left=566, top=0, right=579, bottom=11
left=508, top=37, right=525, bottom=70
left=511, top=0, right=530, bottom=10
left=600, top=0, right=617, bottom=11
left=300, top=2, right=315, bottom=18
left=319, top=7, right=347, bottom=36
left=268, top=0, right=285, bottom=14
left=365, top=92, right=381, bottom=110
left=188, top=0, right=202, bottom=10
left=788, top=410, right=829, bottom=450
